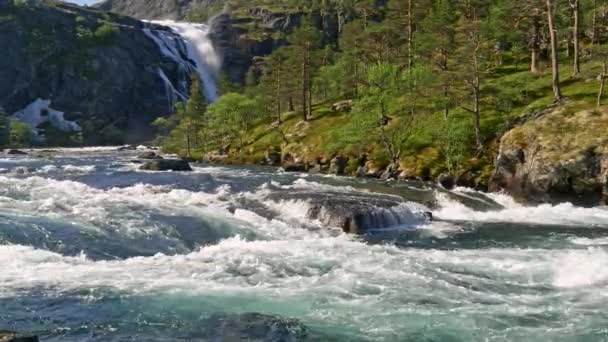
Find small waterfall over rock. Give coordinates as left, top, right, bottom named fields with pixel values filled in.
left=143, top=20, right=220, bottom=103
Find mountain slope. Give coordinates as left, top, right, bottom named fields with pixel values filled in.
left=94, top=0, right=224, bottom=20
left=0, top=0, right=190, bottom=144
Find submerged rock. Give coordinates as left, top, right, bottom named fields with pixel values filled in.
left=282, top=163, right=307, bottom=172
left=137, top=151, right=163, bottom=160
left=6, top=149, right=27, bottom=155
left=437, top=173, right=456, bottom=190
left=0, top=331, right=39, bottom=342
left=199, top=313, right=307, bottom=341
left=140, top=159, right=192, bottom=171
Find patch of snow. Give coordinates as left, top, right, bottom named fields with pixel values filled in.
left=12, top=99, right=81, bottom=143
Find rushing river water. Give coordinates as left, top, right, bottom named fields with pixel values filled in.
left=1, top=148, right=608, bottom=341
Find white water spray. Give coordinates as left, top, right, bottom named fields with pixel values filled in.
left=144, top=20, right=221, bottom=103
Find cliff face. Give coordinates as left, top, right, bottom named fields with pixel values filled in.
left=95, top=0, right=224, bottom=20
left=489, top=106, right=608, bottom=206
left=0, top=1, right=190, bottom=144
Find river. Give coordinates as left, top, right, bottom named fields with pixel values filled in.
left=1, top=148, right=608, bottom=341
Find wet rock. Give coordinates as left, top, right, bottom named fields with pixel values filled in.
left=266, top=190, right=429, bottom=234
left=11, top=167, right=36, bottom=174
left=0, top=331, right=39, bottom=342
left=437, top=173, right=456, bottom=190
left=199, top=313, right=307, bottom=342
left=140, top=159, right=192, bottom=171
left=329, top=156, right=349, bottom=175
left=306, top=192, right=428, bottom=233
left=117, top=145, right=136, bottom=151
left=137, top=151, right=163, bottom=160
left=380, top=162, right=401, bottom=180
left=6, top=149, right=27, bottom=155
left=355, top=165, right=368, bottom=178
left=282, top=163, right=307, bottom=172
left=265, top=149, right=282, bottom=166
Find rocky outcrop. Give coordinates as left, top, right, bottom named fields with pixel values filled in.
left=307, top=192, right=429, bottom=234
left=96, top=0, right=223, bottom=20
left=140, top=159, right=192, bottom=171
left=0, top=1, right=192, bottom=144
left=6, top=149, right=27, bottom=155
left=489, top=106, right=608, bottom=206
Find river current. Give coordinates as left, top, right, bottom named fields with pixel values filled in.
left=1, top=148, right=608, bottom=341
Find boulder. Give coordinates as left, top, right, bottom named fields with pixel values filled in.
left=355, top=166, right=368, bottom=178
left=265, top=149, right=282, bottom=166
left=489, top=107, right=608, bottom=206
left=437, top=173, right=456, bottom=190
left=140, top=159, right=192, bottom=171
left=380, top=162, right=401, bottom=180
left=305, top=192, right=429, bottom=234
left=282, top=162, right=307, bottom=172
left=6, top=149, right=27, bottom=155
left=0, top=331, right=39, bottom=342
left=117, top=145, right=136, bottom=151
left=331, top=100, right=353, bottom=112
left=138, top=151, right=163, bottom=160
left=329, top=156, right=349, bottom=175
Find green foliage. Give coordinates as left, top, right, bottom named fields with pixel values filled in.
left=9, top=120, right=32, bottom=147
left=153, top=0, right=608, bottom=178
left=207, top=93, right=263, bottom=149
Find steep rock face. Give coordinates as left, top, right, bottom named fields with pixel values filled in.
left=95, top=0, right=224, bottom=20
left=489, top=106, right=608, bottom=206
left=0, top=1, right=190, bottom=144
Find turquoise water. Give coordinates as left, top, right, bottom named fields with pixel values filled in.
left=1, top=148, right=608, bottom=341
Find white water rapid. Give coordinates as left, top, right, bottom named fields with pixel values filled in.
left=143, top=20, right=221, bottom=102
left=2, top=148, right=608, bottom=340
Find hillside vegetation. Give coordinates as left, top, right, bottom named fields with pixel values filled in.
left=155, top=0, right=608, bottom=189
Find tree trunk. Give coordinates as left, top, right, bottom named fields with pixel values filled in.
left=473, top=52, right=482, bottom=152
left=301, top=58, right=308, bottom=121
left=598, top=61, right=607, bottom=107
left=571, top=0, right=580, bottom=77
left=530, top=12, right=541, bottom=73
left=592, top=0, right=598, bottom=47
left=546, top=0, right=563, bottom=101
left=276, top=71, right=282, bottom=124
left=407, top=0, right=413, bottom=71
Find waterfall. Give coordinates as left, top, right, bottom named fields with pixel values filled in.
left=143, top=20, right=221, bottom=103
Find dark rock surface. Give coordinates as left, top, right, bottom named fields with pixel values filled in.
left=140, top=159, right=192, bottom=171
left=137, top=151, right=163, bottom=160
left=6, top=149, right=27, bottom=155
left=0, top=330, right=39, bottom=342
left=268, top=190, right=428, bottom=234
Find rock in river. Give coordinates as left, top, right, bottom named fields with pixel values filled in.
left=140, top=159, right=192, bottom=171
left=137, top=151, right=163, bottom=160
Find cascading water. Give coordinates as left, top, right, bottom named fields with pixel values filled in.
left=2, top=148, right=608, bottom=341
left=143, top=20, right=221, bottom=103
